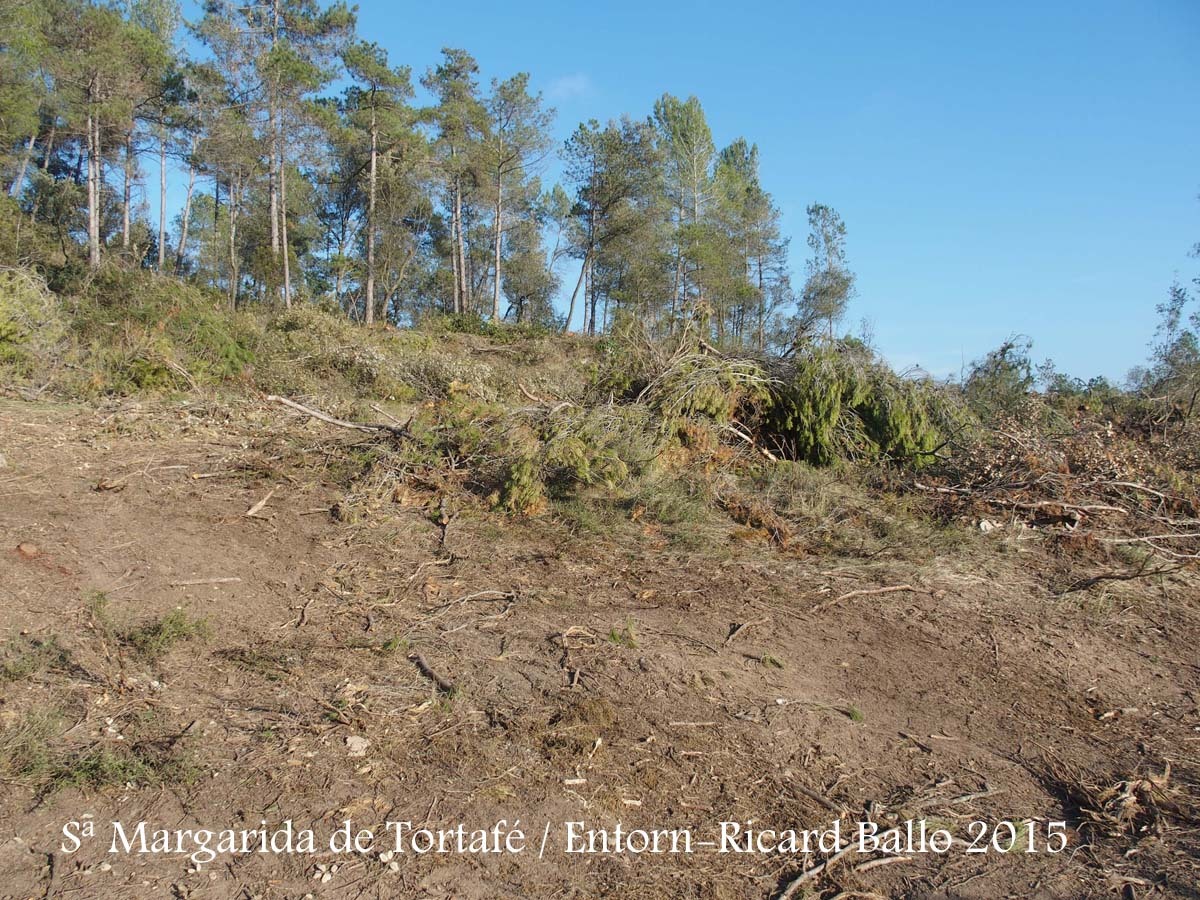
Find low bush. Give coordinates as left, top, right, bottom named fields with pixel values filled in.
left=65, top=267, right=258, bottom=395
left=759, top=348, right=950, bottom=467
left=0, top=266, right=66, bottom=380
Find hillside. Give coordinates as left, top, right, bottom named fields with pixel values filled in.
left=1, top=270, right=1198, bottom=899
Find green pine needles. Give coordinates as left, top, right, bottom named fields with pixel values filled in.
left=762, top=348, right=946, bottom=467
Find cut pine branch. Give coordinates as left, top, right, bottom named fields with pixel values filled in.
left=267, top=395, right=411, bottom=437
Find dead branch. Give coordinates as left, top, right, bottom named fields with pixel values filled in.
left=243, top=488, right=276, bottom=518
left=516, top=381, right=545, bottom=403
left=723, top=618, right=768, bottom=647
left=723, top=423, right=779, bottom=462
left=409, top=653, right=455, bottom=694
left=810, top=584, right=919, bottom=614
left=912, top=482, right=1126, bottom=516
left=1058, top=561, right=1183, bottom=595
left=267, top=395, right=410, bottom=437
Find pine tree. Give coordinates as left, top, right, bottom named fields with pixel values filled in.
left=479, top=73, right=553, bottom=321
left=343, top=41, right=413, bottom=324
left=422, top=48, right=485, bottom=315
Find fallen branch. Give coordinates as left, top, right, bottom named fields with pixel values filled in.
left=516, top=381, right=545, bottom=403
left=777, top=816, right=932, bottom=899
left=724, top=618, right=768, bottom=647
left=243, top=488, right=276, bottom=518
left=1058, top=562, right=1183, bottom=595
left=267, top=395, right=410, bottom=437
left=912, top=483, right=1126, bottom=516
left=810, top=584, right=919, bottom=614
left=409, top=653, right=455, bottom=694
left=170, top=576, right=242, bottom=587
left=723, top=423, right=778, bottom=462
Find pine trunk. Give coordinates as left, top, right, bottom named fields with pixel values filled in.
left=562, top=250, right=588, bottom=333
left=454, top=176, right=467, bottom=314
left=8, top=131, right=35, bottom=197
left=268, top=0, right=280, bottom=258
left=174, top=158, right=196, bottom=275
left=86, top=102, right=101, bottom=268
left=365, top=108, right=378, bottom=325
left=157, top=127, right=167, bottom=272
left=280, top=161, right=291, bottom=307
left=492, top=177, right=502, bottom=321
left=122, top=132, right=133, bottom=251
left=228, top=177, right=240, bottom=308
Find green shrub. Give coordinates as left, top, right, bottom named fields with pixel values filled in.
left=644, top=352, right=772, bottom=424
left=257, top=304, right=404, bottom=397
left=963, top=336, right=1035, bottom=418
left=0, top=266, right=66, bottom=379
left=67, top=267, right=258, bottom=395
left=761, top=348, right=946, bottom=466
left=419, top=311, right=552, bottom=343
left=120, top=608, right=210, bottom=660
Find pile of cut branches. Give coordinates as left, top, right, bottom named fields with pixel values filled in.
left=916, top=412, right=1200, bottom=576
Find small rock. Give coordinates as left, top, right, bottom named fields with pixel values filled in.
left=345, top=735, right=371, bottom=758
left=978, top=519, right=998, bottom=534
left=16, top=542, right=40, bottom=559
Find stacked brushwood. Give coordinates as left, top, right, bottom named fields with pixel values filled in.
left=915, top=408, right=1200, bottom=572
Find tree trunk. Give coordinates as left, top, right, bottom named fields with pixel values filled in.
left=268, top=0, right=280, bottom=259
left=280, top=161, right=291, bottom=307
left=86, top=102, right=101, bottom=268
left=157, top=126, right=167, bottom=272
left=122, top=131, right=133, bottom=251
left=8, top=130, right=35, bottom=197
left=365, top=107, right=378, bottom=325
left=228, top=177, right=240, bottom=308
left=669, top=200, right=684, bottom=333
left=757, top=257, right=765, bottom=350
left=586, top=255, right=596, bottom=336
left=174, top=155, right=196, bottom=275
left=562, top=249, right=589, bottom=333
left=454, top=175, right=468, bottom=314
left=449, top=220, right=460, bottom=314
left=491, top=176, right=502, bottom=321
left=41, top=124, right=54, bottom=171
left=334, top=231, right=347, bottom=311
left=268, top=113, right=278, bottom=256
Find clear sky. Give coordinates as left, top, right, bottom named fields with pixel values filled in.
left=178, top=0, right=1200, bottom=380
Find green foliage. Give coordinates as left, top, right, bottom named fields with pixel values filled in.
left=496, top=405, right=655, bottom=514
left=762, top=347, right=945, bottom=466
left=420, top=311, right=553, bottom=342
left=67, top=268, right=258, bottom=395
left=963, top=336, right=1035, bottom=418
left=645, top=352, right=772, bottom=424
left=89, top=594, right=209, bottom=661
left=0, top=708, right=198, bottom=792
left=0, top=709, right=60, bottom=783
left=257, top=304, right=405, bottom=397
left=0, top=266, right=66, bottom=379
left=120, top=608, right=210, bottom=660
left=607, top=620, right=638, bottom=649
left=1, top=636, right=70, bottom=682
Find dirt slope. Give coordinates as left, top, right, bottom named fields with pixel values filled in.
left=1, top=398, right=1197, bottom=899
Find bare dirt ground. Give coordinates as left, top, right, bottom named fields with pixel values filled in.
left=1, top=397, right=1197, bottom=899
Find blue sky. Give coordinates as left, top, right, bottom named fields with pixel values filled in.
left=176, top=0, right=1199, bottom=380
